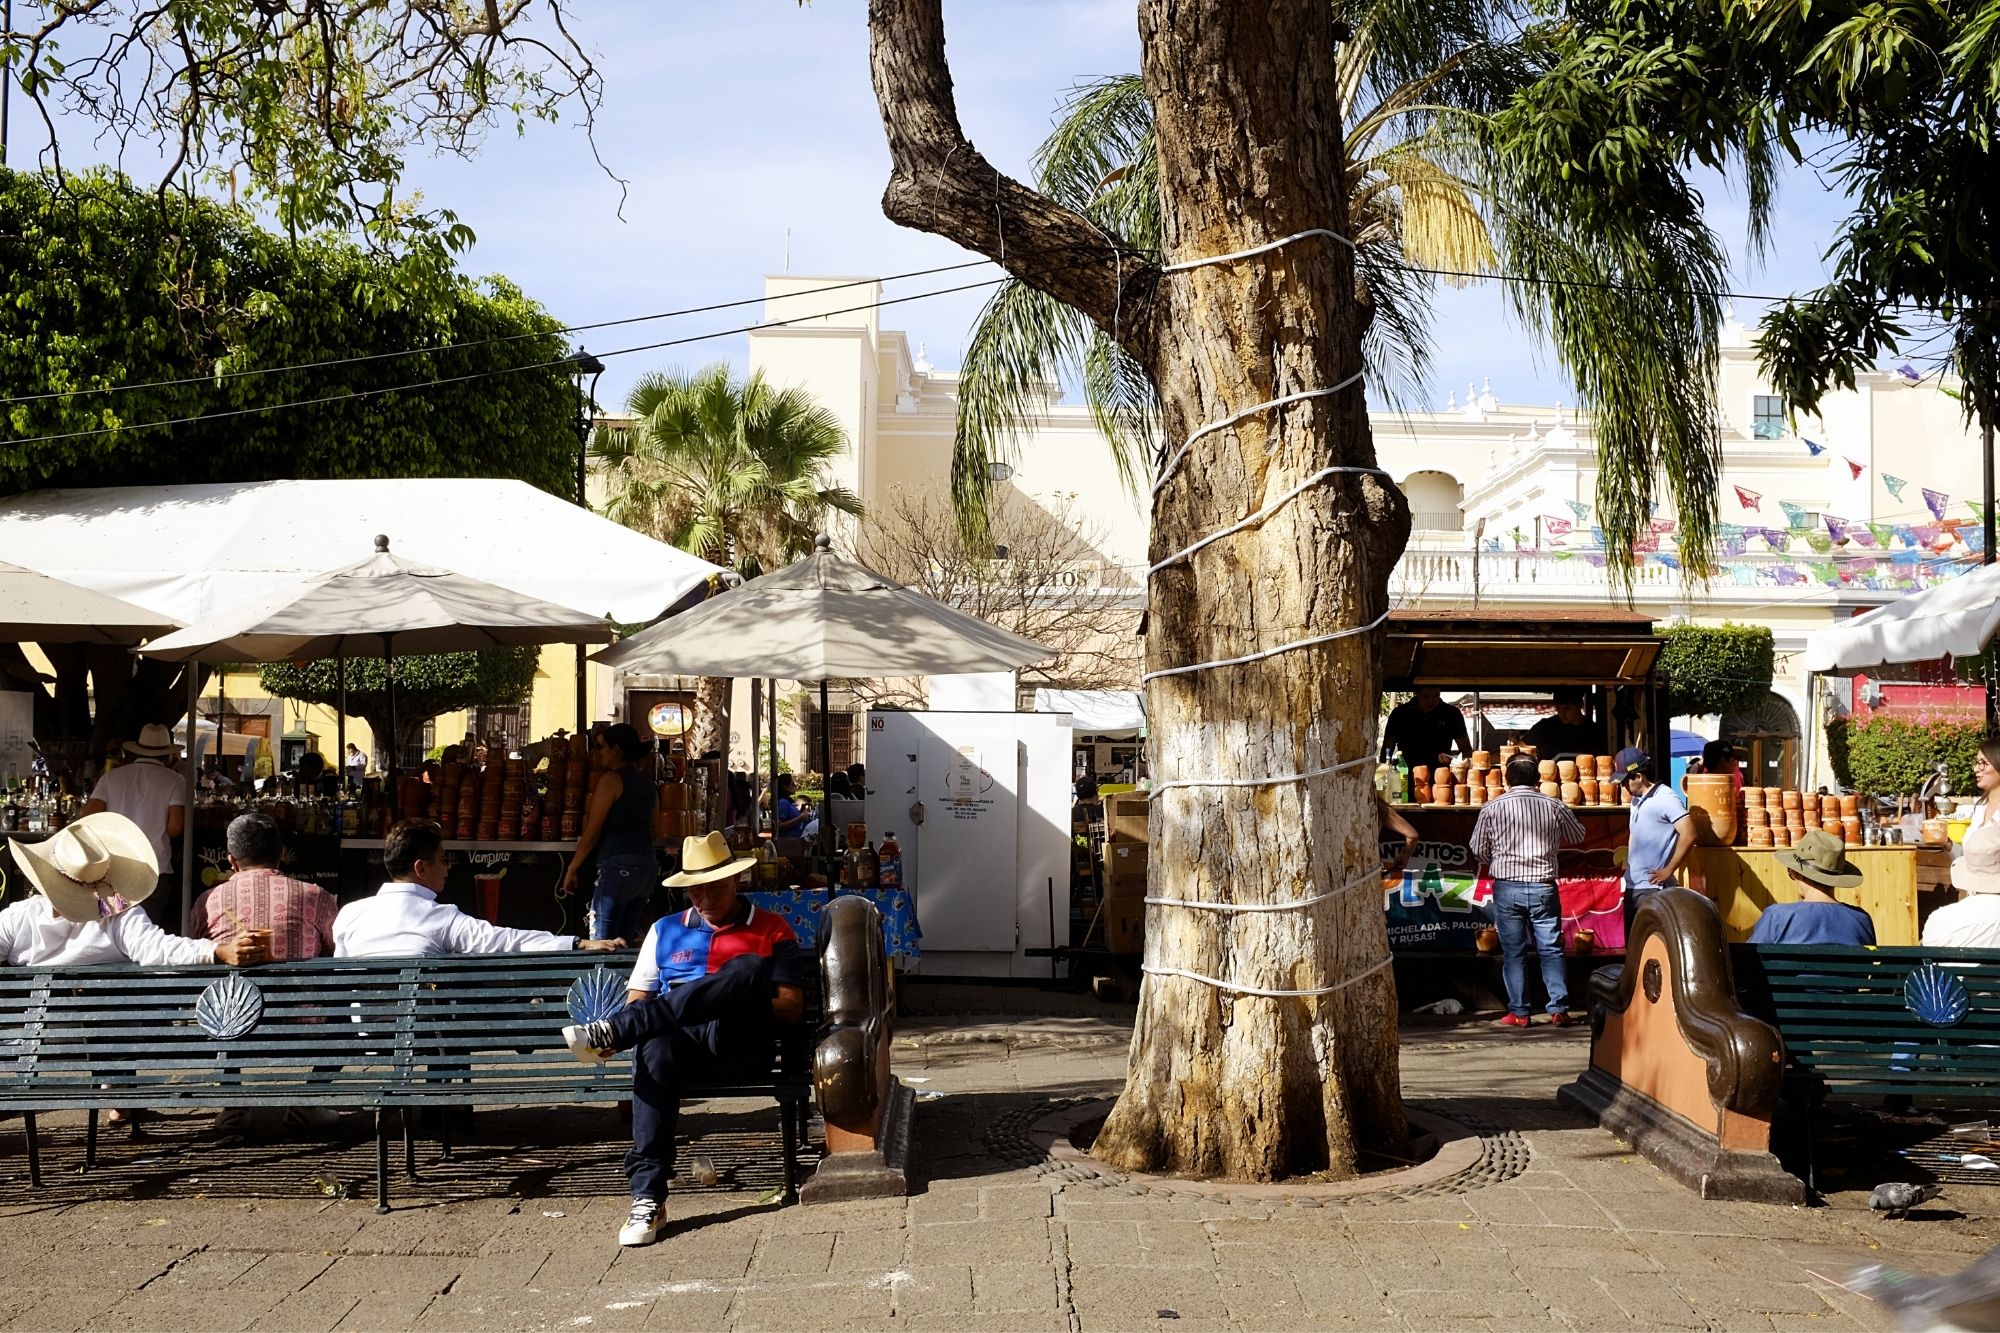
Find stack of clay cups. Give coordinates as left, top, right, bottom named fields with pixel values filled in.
left=1468, top=751, right=1493, bottom=807
left=1557, top=758, right=1581, bottom=806
left=1449, top=758, right=1470, bottom=805
left=1430, top=767, right=1454, bottom=807
left=1485, top=764, right=1505, bottom=803
left=1780, top=790, right=1804, bottom=847
left=1742, top=787, right=1773, bottom=847
left=1839, top=792, right=1863, bottom=846
left=1537, top=758, right=1559, bottom=800
left=1412, top=766, right=1433, bottom=805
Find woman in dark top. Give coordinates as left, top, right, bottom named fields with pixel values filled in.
left=560, top=723, right=659, bottom=942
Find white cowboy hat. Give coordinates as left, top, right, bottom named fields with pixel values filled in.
left=1955, top=823, right=2000, bottom=895
left=124, top=722, right=177, bottom=758
left=10, top=813, right=161, bottom=923
left=663, top=831, right=758, bottom=889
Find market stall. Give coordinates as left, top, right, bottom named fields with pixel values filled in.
left=1377, top=610, right=1672, bottom=957
left=1677, top=786, right=1953, bottom=945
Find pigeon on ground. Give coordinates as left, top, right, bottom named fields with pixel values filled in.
left=1847, top=1245, right=2000, bottom=1331
left=1870, top=1182, right=1942, bottom=1220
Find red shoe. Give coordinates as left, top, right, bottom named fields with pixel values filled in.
left=1495, top=1013, right=1532, bottom=1029
left=1547, top=1011, right=1577, bottom=1027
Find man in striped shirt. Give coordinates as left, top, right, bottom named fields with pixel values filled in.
left=190, top=812, right=338, bottom=961
left=1469, top=755, right=1585, bottom=1028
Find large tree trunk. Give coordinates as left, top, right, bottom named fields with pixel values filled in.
left=689, top=676, right=732, bottom=761
left=870, top=0, right=1408, bottom=1180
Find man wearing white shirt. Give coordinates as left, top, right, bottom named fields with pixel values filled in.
left=335, top=820, right=626, bottom=958
left=82, top=724, right=189, bottom=925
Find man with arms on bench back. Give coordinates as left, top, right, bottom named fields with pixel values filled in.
left=562, top=830, right=808, bottom=1248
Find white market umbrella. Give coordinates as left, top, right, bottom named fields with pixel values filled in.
left=597, top=537, right=1052, bottom=853
left=1804, top=562, right=2000, bottom=674
left=595, top=537, right=1053, bottom=681
left=137, top=535, right=617, bottom=664
left=0, top=560, right=178, bottom=643
left=139, top=536, right=618, bottom=903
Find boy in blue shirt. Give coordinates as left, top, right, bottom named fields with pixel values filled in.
left=1747, top=828, right=1876, bottom=946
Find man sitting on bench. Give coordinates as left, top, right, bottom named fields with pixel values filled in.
left=562, top=830, right=808, bottom=1249
left=335, top=819, right=627, bottom=957
left=3, top=813, right=265, bottom=969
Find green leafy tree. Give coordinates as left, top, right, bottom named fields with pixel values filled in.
left=950, top=0, right=1731, bottom=570
left=1494, top=0, right=2000, bottom=487
left=1830, top=716, right=1986, bottom=797
left=592, top=364, right=863, bottom=754
left=0, top=167, right=578, bottom=756
left=1655, top=624, right=1776, bottom=719
left=259, top=649, right=541, bottom=769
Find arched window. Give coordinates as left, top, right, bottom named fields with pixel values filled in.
left=1400, top=471, right=1464, bottom=532
left=1722, top=693, right=1800, bottom=790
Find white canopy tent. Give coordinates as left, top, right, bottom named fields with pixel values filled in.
left=1804, top=561, right=2000, bottom=675
left=0, top=478, right=723, bottom=625
left=1033, top=688, right=1144, bottom=737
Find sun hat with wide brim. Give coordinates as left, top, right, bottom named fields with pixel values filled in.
left=1955, top=823, right=2000, bottom=895
left=664, top=831, right=758, bottom=889
left=123, top=722, right=177, bottom=758
left=10, top=813, right=161, bottom=923
left=1774, top=827, right=1865, bottom=890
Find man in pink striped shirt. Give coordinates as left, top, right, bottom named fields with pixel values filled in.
left=191, top=812, right=338, bottom=961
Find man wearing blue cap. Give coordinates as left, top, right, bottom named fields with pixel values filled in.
left=1616, top=746, right=1696, bottom=933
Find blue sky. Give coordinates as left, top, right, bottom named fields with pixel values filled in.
left=26, top=1, right=1857, bottom=414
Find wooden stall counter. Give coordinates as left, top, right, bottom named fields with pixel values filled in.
left=1685, top=843, right=1953, bottom=947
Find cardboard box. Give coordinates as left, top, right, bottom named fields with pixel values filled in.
left=1103, top=841, right=1149, bottom=885
left=1102, top=874, right=1147, bottom=904
left=1104, top=899, right=1146, bottom=955
left=1104, top=792, right=1151, bottom=843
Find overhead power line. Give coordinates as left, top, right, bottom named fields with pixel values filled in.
left=0, top=261, right=996, bottom=409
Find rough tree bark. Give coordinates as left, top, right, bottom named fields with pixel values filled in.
left=870, top=0, right=1409, bottom=1180
left=689, top=676, right=733, bottom=762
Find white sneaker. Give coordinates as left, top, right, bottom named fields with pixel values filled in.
left=618, top=1197, right=667, bottom=1247
left=562, top=1022, right=616, bottom=1065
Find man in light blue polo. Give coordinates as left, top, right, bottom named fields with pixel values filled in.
left=1617, top=745, right=1697, bottom=934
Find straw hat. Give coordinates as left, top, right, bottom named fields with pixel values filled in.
left=664, top=831, right=758, bottom=889
left=1774, top=827, right=1864, bottom=890
left=1955, top=823, right=2000, bottom=895
left=124, top=723, right=177, bottom=758
left=10, top=813, right=161, bottom=923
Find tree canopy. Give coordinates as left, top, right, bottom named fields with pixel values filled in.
left=259, top=649, right=541, bottom=764
left=1500, top=0, right=2000, bottom=437
left=0, top=167, right=581, bottom=495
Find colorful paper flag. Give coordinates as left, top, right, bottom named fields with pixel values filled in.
left=1734, top=486, right=1762, bottom=511
left=1883, top=474, right=1908, bottom=499
left=1653, top=553, right=1681, bottom=570
left=1780, top=500, right=1808, bottom=527
left=1544, top=516, right=1573, bottom=537
left=1925, top=487, right=1950, bottom=520
left=1845, top=457, right=1865, bottom=481
left=1867, top=523, right=1893, bottom=548
left=1804, top=438, right=1827, bottom=457
left=1650, top=519, right=1677, bottom=535
left=1565, top=500, right=1590, bottom=520
left=1806, top=532, right=1833, bottom=554
left=1824, top=514, right=1848, bottom=542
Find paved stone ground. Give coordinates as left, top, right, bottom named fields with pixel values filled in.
left=2, top=1012, right=1996, bottom=1332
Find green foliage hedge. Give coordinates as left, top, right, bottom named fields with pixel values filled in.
left=1655, top=624, right=1775, bottom=718
left=1827, top=716, right=1986, bottom=795
left=0, top=167, right=577, bottom=495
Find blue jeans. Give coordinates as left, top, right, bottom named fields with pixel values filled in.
left=591, top=854, right=658, bottom=943
left=1625, top=881, right=1663, bottom=938
left=1492, top=879, right=1569, bottom=1016
left=609, top=953, right=779, bottom=1202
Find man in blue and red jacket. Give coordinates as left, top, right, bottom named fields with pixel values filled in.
left=564, top=830, right=808, bottom=1248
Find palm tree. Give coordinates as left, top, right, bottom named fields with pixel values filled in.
left=951, top=0, right=1732, bottom=573
left=592, top=363, right=864, bottom=756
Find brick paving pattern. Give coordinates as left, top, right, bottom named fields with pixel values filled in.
left=2, top=1013, right=1995, bottom=1331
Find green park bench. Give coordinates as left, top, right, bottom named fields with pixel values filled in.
left=0, top=950, right=820, bottom=1211
left=1730, top=942, right=2000, bottom=1107
left=1561, top=888, right=2000, bottom=1202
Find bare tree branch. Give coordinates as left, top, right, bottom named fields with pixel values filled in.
left=867, top=0, right=1160, bottom=365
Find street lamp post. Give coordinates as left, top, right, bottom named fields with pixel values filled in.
left=572, top=349, right=606, bottom=736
